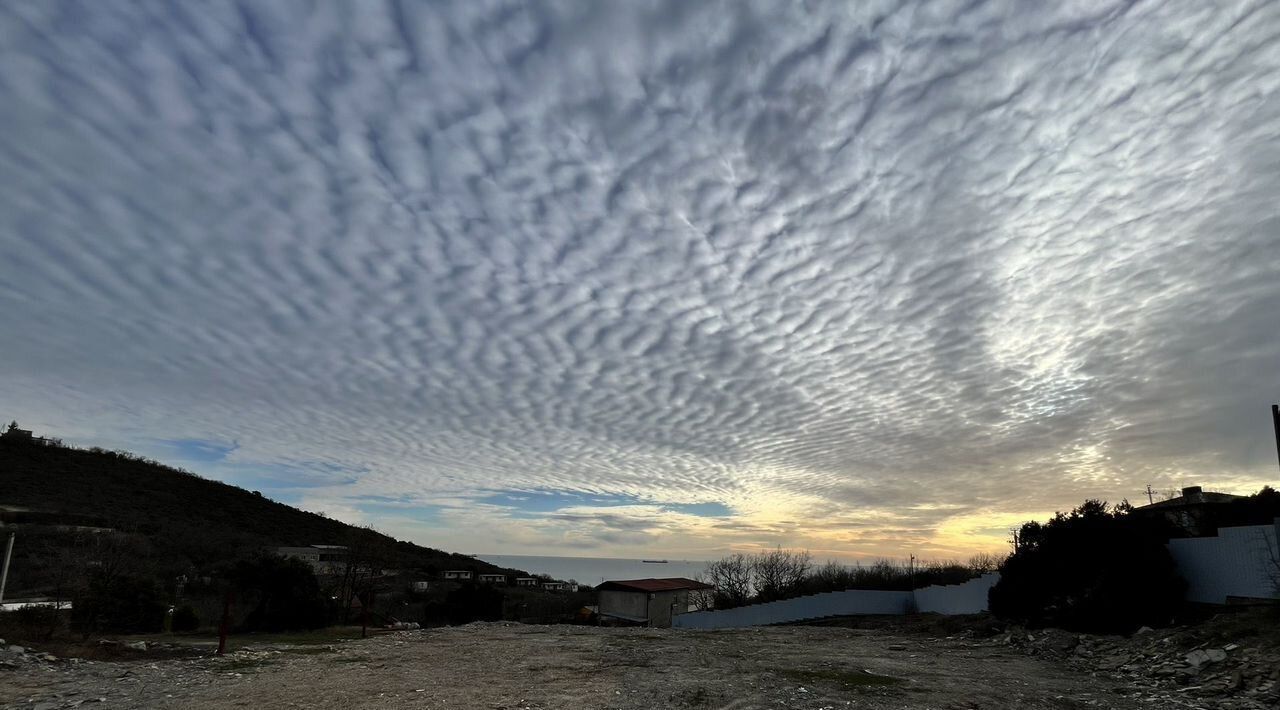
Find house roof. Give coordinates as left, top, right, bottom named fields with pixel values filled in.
left=596, top=577, right=712, bottom=593
left=1137, top=491, right=1245, bottom=510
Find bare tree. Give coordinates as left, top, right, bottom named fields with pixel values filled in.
left=751, top=547, right=811, bottom=602
left=967, top=552, right=1004, bottom=574
left=702, top=553, right=752, bottom=608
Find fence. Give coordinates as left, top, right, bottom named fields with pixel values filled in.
left=672, top=573, right=1000, bottom=629
left=1167, top=520, right=1279, bottom=604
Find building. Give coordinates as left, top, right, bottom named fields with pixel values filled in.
left=1134, top=485, right=1250, bottom=537
left=442, top=570, right=473, bottom=581
left=272, top=545, right=350, bottom=574
left=514, top=577, right=539, bottom=587
left=596, top=578, right=713, bottom=628
left=478, top=574, right=507, bottom=584
left=411, top=581, right=431, bottom=593
left=541, top=581, right=568, bottom=591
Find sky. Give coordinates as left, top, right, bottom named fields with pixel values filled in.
left=2, top=0, right=1279, bottom=562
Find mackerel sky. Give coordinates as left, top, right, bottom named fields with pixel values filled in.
left=2, top=1, right=1279, bottom=560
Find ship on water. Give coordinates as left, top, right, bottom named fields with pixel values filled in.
left=641, top=559, right=669, bottom=563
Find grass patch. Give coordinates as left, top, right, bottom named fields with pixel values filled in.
left=779, top=668, right=904, bottom=688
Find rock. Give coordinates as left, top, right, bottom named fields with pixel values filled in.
left=41, top=653, right=58, bottom=662
left=6, top=645, right=24, bottom=654
left=1207, top=649, right=1228, bottom=663
left=887, top=644, right=907, bottom=651
left=1187, top=649, right=1213, bottom=667
left=124, top=641, right=147, bottom=651
left=1224, top=643, right=1240, bottom=652
left=1135, top=626, right=1154, bottom=636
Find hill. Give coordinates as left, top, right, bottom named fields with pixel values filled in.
left=0, top=432, right=521, bottom=595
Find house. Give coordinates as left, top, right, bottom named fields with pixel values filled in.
left=442, top=570, right=473, bottom=581
left=478, top=574, right=507, bottom=584
left=541, top=581, right=567, bottom=591
left=271, top=544, right=350, bottom=574
left=411, top=581, right=431, bottom=593
left=1134, top=485, right=1250, bottom=537
left=273, top=546, right=322, bottom=564
left=514, top=577, right=539, bottom=587
left=596, top=578, right=713, bottom=628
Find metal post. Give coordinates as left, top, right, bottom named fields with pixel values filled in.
left=0, top=533, right=14, bottom=605
left=216, top=589, right=234, bottom=656
left=1271, top=404, right=1280, bottom=473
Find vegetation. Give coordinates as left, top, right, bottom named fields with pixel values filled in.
left=0, top=426, right=568, bottom=637
left=990, top=499, right=1185, bottom=633
left=0, top=431, right=520, bottom=595
left=700, top=548, right=992, bottom=609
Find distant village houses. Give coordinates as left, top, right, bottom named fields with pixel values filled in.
left=442, top=570, right=473, bottom=581
left=478, top=573, right=507, bottom=584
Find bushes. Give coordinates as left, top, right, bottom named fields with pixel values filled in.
left=72, top=573, right=167, bottom=634
left=989, top=500, right=1185, bottom=633
left=229, top=555, right=329, bottom=632
left=172, top=605, right=200, bottom=632
left=701, top=549, right=990, bottom=609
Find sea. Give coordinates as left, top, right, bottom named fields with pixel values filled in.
left=475, top=554, right=710, bottom=586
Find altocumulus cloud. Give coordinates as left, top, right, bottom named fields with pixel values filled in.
left=2, top=0, right=1279, bottom=558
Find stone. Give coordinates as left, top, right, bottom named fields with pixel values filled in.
left=124, top=641, right=147, bottom=651
left=1187, top=649, right=1213, bottom=667
left=7, top=645, right=24, bottom=654
left=1207, top=649, right=1228, bottom=663
left=1135, top=627, right=1154, bottom=636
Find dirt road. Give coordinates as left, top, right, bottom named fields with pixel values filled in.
left=3, top=623, right=1202, bottom=709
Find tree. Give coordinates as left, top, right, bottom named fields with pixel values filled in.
left=229, top=555, right=328, bottom=631
left=702, top=553, right=753, bottom=608
left=751, top=547, right=811, bottom=602
left=989, top=500, right=1185, bottom=633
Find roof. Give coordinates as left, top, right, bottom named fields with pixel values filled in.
left=1137, top=491, right=1246, bottom=510
left=596, top=577, right=712, bottom=593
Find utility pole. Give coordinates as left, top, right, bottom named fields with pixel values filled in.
left=0, top=532, right=13, bottom=605
left=1272, top=404, right=1280, bottom=473
left=1145, top=484, right=1156, bottom=505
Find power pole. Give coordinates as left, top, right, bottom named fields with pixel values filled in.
left=0, top=533, right=13, bottom=605
left=1145, top=484, right=1156, bottom=505
left=1272, top=404, right=1280, bottom=473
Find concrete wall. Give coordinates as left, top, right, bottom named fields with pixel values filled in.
left=673, top=588, right=912, bottom=629
left=1168, top=521, right=1279, bottom=604
left=673, top=574, right=1001, bottom=630
left=599, top=589, right=648, bottom=621
left=915, top=573, right=1000, bottom=614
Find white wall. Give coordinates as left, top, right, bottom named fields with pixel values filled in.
left=914, top=573, right=1000, bottom=614
left=1168, top=521, right=1279, bottom=604
left=672, top=574, right=1001, bottom=629
left=673, top=588, right=912, bottom=629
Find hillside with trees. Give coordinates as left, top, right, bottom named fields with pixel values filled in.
left=0, top=426, right=520, bottom=597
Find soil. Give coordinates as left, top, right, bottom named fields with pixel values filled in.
left=0, top=622, right=1206, bottom=709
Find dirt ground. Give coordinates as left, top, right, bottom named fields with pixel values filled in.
left=2, top=622, right=1215, bottom=710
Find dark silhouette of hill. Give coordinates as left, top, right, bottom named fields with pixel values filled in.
left=0, top=434, right=518, bottom=587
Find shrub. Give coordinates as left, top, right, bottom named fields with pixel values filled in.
left=229, top=555, right=329, bottom=631
left=989, top=500, right=1185, bottom=633
left=172, top=605, right=200, bottom=632
left=72, top=573, right=167, bottom=634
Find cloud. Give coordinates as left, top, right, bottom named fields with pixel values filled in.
left=2, top=0, right=1279, bottom=558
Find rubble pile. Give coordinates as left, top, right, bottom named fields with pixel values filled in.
left=994, top=618, right=1280, bottom=709
left=1, top=639, right=64, bottom=669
